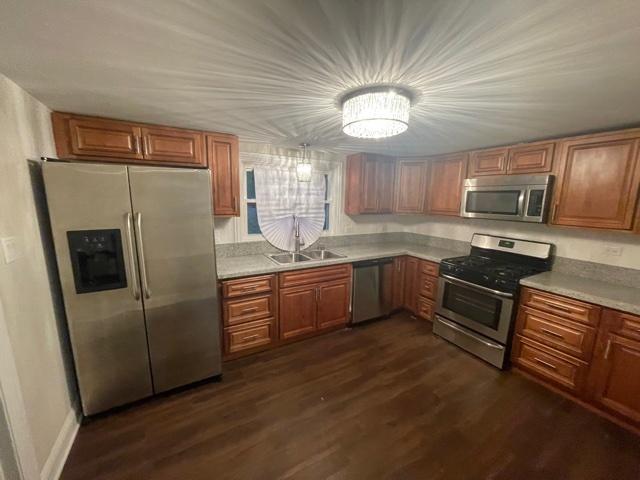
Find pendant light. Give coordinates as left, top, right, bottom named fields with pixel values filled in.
left=342, top=86, right=412, bottom=139
left=296, top=143, right=312, bottom=182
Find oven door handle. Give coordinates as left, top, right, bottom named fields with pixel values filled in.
left=440, top=274, right=514, bottom=299
left=436, top=316, right=504, bottom=350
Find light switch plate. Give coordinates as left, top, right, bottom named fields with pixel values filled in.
left=1, top=237, right=20, bottom=264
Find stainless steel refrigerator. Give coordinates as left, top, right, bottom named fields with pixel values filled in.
left=43, top=162, right=221, bottom=416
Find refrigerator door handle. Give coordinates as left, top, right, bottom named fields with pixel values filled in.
left=134, top=212, right=152, bottom=299
left=124, top=213, right=141, bottom=301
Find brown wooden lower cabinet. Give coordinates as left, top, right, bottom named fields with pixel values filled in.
left=220, top=274, right=277, bottom=359
left=403, top=257, right=419, bottom=313
left=588, top=310, right=640, bottom=425
left=391, top=257, right=406, bottom=310
left=280, top=266, right=352, bottom=340
left=513, top=287, right=640, bottom=433
left=280, top=284, right=317, bottom=339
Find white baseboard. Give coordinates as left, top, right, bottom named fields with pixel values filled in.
left=40, top=407, right=80, bottom=480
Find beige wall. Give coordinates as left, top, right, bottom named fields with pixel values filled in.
left=0, top=74, right=77, bottom=472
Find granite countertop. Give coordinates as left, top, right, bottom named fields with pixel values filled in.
left=520, top=271, right=640, bottom=315
left=216, top=242, right=461, bottom=280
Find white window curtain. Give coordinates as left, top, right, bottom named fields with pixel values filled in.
left=253, top=166, right=325, bottom=251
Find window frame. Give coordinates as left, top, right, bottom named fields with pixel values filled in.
left=243, top=168, right=332, bottom=237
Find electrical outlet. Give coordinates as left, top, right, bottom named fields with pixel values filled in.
left=604, top=245, right=623, bottom=257
left=1, top=237, right=20, bottom=264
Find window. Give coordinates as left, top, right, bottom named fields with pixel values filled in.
left=245, top=170, right=330, bottom=235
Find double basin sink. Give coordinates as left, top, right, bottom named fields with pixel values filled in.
left=267, top=249, right=346, bottom=265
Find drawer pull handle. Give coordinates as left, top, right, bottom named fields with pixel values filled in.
left=540, top=328, right=565, bottom=339
left=241, top=334, right=260, bottom=342
left=533, top=357, right=557, bottom=370
left=241, top=307, right=259, bottom=314
left=542, top=300, right=573, bottom=313
left=604, top=339, right=612, bottom=360
left=240, top=285, right=260, bottom=291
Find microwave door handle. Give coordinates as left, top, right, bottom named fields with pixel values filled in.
left=518, top=190, right=526, bottom=217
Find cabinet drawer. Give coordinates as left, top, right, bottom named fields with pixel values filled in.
left=418, top=274, right=438, bottom=300
left=279, top=264, right=352, bottom=289
left=521, top=288, right=601, bottom=326
left=605, top=310, right=640, bottom=341
left=224, top=294, right=274, bottom=326
left=224, top=319, right=274, bottom=354
left=513, top=336, right=588, bottom=394
left=516, top=307, right=596, bottom=360
left=420, top=260, right=439, bottom=277
left=417, top=297, right=435, bottom=321
left=222, top=275, right=275, bottom=298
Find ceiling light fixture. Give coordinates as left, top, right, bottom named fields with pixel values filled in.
left=341, top=86, right=412, bottom=139
left=296, top=143, right=312, bottom=182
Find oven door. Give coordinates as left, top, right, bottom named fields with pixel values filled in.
left=436, top=275, right=514, bottom=344
left=461, top=185, right=525, bottom=221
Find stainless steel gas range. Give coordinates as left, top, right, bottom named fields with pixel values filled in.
left=434, top=234, right=553, bottom=369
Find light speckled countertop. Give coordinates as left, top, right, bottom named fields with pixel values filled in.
left=521, top=271, right=640, bottom=315
left=216, top=242, right=461, bottom=280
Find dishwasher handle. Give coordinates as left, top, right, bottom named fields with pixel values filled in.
left=353, top=257, right=394, bottom=268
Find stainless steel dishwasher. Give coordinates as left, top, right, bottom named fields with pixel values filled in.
left=352, top=257, right=394, bottom=324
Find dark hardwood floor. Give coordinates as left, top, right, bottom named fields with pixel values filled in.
left=61, top=314, right=640, bottom=480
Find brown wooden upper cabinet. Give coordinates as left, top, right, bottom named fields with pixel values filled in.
left=551, top=130, right=640, bottom=230
left=424, top=153, right=468, bottom=216
left=345, top=153, right=396, bottom=214
left=207, top=133, right=240, bottom=216
left=468, top=142, right=555, bottom=177
left=139, top=126, right=205, bottom=166
left=52, top=112, right=241, bottom=217
left=393, top=159, right=427, bottom=214
left=507, top=141, right=555, bottom=174
left=468, top=148, right=508, bottom=177
left=52, top=112, right=206, bottom=167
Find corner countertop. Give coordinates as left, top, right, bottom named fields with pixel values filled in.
left=520, top=271, right=640, bottom=315
left=216, top=242, right=462, bottom=280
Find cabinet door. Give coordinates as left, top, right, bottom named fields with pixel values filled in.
left=552, top=132, right=640, bottom=230
left=140, top=127, right=206, bottom=167
left=65, top=115, right=143, bottom=160
left=425, top=153, right=468, bottom=216
left=279, top=285, right=317, bottom=340
left=207, top=134, right=240, bottom=216
left=361, top=157, right=379, bottom=213
left=391, top=257, right=406, bottom=310
left=507, top=142, right=555, bottom=174
left=377, top=159, right=396, bottom=213
left=468, top=148, right=508, bottom=177
left=589, top=310, right=640, bottom=425
left=394, top=160, right=427, bottom=213
left=403, top=257, right=419, bottom=314
left=317, top=279, right=351, bottom=330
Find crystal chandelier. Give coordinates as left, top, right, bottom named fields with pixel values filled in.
left=341, top=86, right=411, bottom=139
left=296, top=143, right=312, bottom=182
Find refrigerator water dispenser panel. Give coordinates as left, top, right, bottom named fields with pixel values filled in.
left=67, top=229, right=127, bottom=294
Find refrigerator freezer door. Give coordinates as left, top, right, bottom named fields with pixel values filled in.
left=128, top=166, right=221, bottom=392
left=42, top=162, right=152, bottom=415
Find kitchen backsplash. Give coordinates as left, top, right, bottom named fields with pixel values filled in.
left=215, top=232, right=640, bottom=287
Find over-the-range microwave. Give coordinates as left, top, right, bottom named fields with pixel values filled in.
left=460, top=174, right=554, bottom=223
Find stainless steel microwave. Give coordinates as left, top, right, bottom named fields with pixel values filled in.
left=460, top=174, right=554, bottom=223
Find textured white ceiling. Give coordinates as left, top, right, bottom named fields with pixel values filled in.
left=2, top=0, right=640, bottom=156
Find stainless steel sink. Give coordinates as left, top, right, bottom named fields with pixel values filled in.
left=268, top=252, right=312, bottom=264
left=303, top=249, right=346, bottom=260
left=267, top=249, right=346, bottom=264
